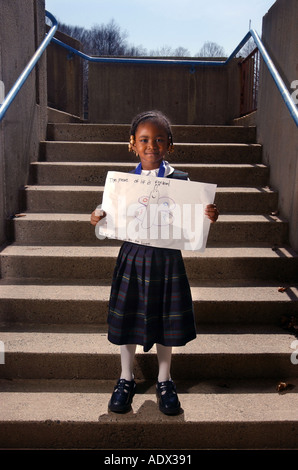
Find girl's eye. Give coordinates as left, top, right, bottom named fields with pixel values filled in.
left=138, top=138, right=165, bottom=144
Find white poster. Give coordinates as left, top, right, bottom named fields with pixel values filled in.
left=96, top=171, right=217, bottom=252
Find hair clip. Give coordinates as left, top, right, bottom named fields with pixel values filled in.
left=168, top=143, right=174, bottom=154
left=128, top=135, right=135, bottom=152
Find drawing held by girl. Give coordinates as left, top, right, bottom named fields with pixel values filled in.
left=91, top=110, right=218, bottom=415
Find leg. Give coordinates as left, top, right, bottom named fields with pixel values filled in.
left=108, top=344, right=137, bottom=413
left=156, top=344, right=181, bottom=415
left=156, top=344, right=172, bottom=382
left=120, top=344, right=137, bottom=381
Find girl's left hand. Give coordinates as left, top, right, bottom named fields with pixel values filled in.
left=205, top=204, right=218, bottom=223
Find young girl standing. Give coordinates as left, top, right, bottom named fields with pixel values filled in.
left=90, top=110, right=218, bottom=415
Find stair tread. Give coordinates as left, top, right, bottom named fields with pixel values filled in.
left=0, top=279, right=296, bottom=302
left=32, top=161, right=267, bottom=168
left=42, top=141, right=261, bottom=148
left=0, top=325, right=295, bottom=354
left=47, top=123, right=255, bottom=130
left=23, top=185, right=277, bottom=193
left=11, top=213, right=286, bottom=222
left=0, top=378, right=297, bottom=423
left=2, top=244, right=296, bottom=258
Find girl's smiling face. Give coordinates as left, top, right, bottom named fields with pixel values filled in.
left=133, top=121, right=170, bottom=170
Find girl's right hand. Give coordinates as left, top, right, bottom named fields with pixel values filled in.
left=90, top=209, right=106, bottom=226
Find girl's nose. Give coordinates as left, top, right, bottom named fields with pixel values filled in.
left=147, top=139, right=156, bottom=148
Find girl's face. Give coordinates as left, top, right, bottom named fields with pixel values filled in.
left=133, top=121, right=170, bottom=170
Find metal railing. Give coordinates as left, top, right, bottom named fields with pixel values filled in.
left=240, top=47, right=260, bottom=116
left=0, top=11, right=58, bottom=122
left=249, top=28, right=297, bottom=127
left=0, top=10, right=297, bottom=127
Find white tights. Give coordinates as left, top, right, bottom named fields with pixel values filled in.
left=120, top=344, right=172, bottom=383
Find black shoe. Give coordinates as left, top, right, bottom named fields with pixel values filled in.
left=108, top=378, right=136, bottom=413
left=156, top=379, right=181, bottom=415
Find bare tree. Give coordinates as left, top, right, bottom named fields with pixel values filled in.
left=149, top=45, right=175, bottom=56
left=236, top=37, right=257, bottom=57
left=196, top=41, right=225, bottom=57
left=173, top=46, right=191, bottom=57
left=125, top=44, right=148, bottom=56
left=89, top=20, right=127, bottom=55
left=149, top=45, right=190, bottom=57
left=57, top=19, right=147, bottom=57
left=57, top=22, right=90, bottom=51
left=57, top=20, right=191, bottom=58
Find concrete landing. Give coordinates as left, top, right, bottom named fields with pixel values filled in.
left=1, top=378, right=298, bottom=449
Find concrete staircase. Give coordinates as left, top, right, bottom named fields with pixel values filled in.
left=1, top=119, right=298, bottom=450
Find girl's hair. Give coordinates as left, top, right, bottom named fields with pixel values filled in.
left=129, top=110, right=174, bottom=145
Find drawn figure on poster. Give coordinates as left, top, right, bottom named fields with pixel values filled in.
left=135, top=183, right=176, bottom=229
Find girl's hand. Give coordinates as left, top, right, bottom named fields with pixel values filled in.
left=90, top=209, right=106, bottom=226
left=205, top=204, right=218, bottom=223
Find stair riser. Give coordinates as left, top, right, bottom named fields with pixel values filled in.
left=30, top=163, right=270, bottom=187
left=0, top=352, right=296, bottom=380
left=47, top=123, right=257, bottom=143
left=1, top=256, right=297, bottom=281
left=41, top=142, right=262, bottom=164
left=1, top=420, right=298, bottom=450
left=21, top=189, right=279, bottom=214
left=0, top=298, right=296, bottom=325
left=11, top=219, right=289, bottom=245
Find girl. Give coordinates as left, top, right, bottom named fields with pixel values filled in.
left=90, top=110, right=218, bottom=415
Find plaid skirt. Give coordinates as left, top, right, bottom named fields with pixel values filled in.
left=107, top=242, right=196, bottom=352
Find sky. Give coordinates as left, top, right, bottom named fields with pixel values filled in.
left=45, top=0, right=277, bottom=56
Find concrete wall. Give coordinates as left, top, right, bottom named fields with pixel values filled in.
left=0, top=0, right=47, bottom=246
left=47, top=29, right=84, bottom=119
left=88, top=59, right=241, bottom=125
left=256, top=0, right=298, bottom=250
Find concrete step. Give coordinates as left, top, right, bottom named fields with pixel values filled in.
left=0, top=279, right=297, bottom=326
left=46, top=123, right=257, bottom=143
left=21, top=185, right=279, bottom=214
left=40, top=141, right=262, bottom=164
left=0, top=325, right=297, bottom=380
left=1, top=245, right=297, bottom=282
left=1, top=377, right=297, bottom=449
left=30, top=162, right=270, bottom=187
left=10, top=213, right=289, bottom=246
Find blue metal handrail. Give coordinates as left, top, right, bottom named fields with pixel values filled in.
left=51, top=27, right=298, bottom=127
left=51, top=30, right=252, bottom=67
left=0, top=10, right=297, bottom=127
left=0, top=10, right=58, bottom=122
left=249, top=29, right=298, bottom=127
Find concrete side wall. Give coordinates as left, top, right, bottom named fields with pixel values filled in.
left=256, top=0, right=298, bottom=250
left=0, top=0, right=47, bottom=246
left=47, top=29, right=84, bottom=119
left=88, top=59, right=241, bottom=125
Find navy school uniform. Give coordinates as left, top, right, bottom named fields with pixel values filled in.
left=107, top=166, right=197, bottom=352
